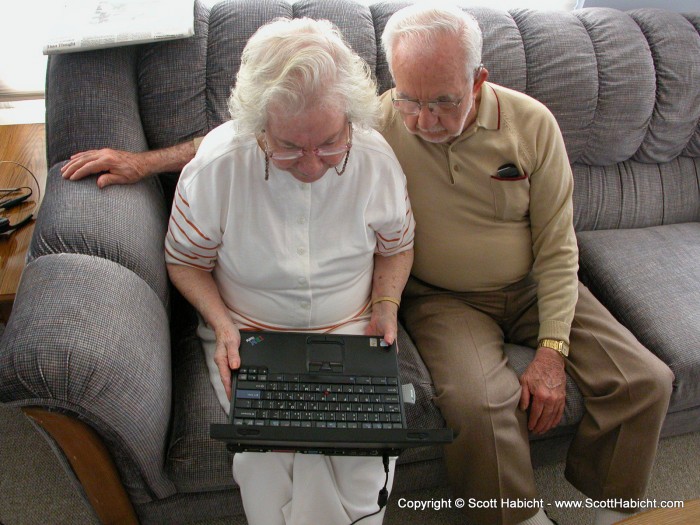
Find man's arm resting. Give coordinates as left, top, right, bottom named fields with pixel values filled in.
left=519, top=346, right=566, bottom=434
left=62, top=139, right=199, bottom=189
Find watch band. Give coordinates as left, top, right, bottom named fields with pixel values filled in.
left=538, top=338, right=569, bottom=358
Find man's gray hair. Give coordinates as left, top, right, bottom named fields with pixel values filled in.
left=228, top=17, right=379, bottom=135
left=381, top=4, right=483, bottom=81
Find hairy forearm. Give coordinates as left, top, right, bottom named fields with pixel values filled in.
left=141, top=140, right=198, bottom=176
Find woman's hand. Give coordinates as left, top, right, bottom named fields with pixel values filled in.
left=365, top=300, right=399, bottom=345
left=367, top=250, right=413, bottom=345
left=213, top=323, right=242, bottom=400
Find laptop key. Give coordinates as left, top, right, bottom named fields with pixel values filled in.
left=237, top=389, right=262, bottom=400
left=236, top=409, right=257, bottom=419
left=238, top=380, right=267, bottom=389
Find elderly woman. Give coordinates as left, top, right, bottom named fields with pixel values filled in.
left=164, top=17, right=414, bottom=525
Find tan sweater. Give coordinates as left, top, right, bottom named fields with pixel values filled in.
left=379, top=82, right=579, bottom=344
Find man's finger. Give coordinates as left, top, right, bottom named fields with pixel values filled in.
left=533, top=401, right=554, bottom=433
left=67, top=160, right=107, bottom=181
left=519, top=382, right=530, bottom=411
left=528, top=397, right=544, bottom=431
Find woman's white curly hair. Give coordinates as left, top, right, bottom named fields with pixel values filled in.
left=228, top=17, right=380, bottom=135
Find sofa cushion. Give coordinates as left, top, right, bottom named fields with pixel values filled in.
left=578, top=222, right=700, bottom=412
left=572, top=9, right=656, bottom=166
left=573, top=158, right=700, bottom=233
left=167, top=329, right=232, bottom=495
left=395, top=325, right=447, bottom=464
left=627, top=10, right=700, bottom=164
left=137, top=0, right=210, bottom=150
left=206, top=0, right=293, bottom=128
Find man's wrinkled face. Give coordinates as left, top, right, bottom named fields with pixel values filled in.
left=391, top=35, right=480, bottom=144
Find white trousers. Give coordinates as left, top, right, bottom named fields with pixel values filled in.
left=199, top=320, right=397, bottom=525
left=233, top=452, right=396, bottom=525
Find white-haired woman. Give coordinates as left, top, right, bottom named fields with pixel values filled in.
left=165, top=17, right=415, bottom=525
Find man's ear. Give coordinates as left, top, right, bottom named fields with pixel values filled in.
left=473, top=66, right=489, bottom=94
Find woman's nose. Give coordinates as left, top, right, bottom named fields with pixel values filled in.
left=296, top=153, right=326, bottom=177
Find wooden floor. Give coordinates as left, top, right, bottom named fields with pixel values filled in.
left=0, top=123, right=47, bottom=321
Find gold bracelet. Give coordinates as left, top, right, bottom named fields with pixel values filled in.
left=371, top=296, right=401, bottom=308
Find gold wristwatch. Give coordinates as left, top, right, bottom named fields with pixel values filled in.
left=538, top=338, right=569, bottom=358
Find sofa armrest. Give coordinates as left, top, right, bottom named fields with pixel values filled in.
left=28, top=163, right=170, bottom=306
left=45, top=46, right=149, bottom=167
left=0, top=254, right=176, bottom=502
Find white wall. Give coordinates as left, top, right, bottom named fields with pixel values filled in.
left=582, top=0, right=700, bottom=12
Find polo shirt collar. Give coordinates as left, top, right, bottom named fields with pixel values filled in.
left=448, top=82, right=500, bottom=147
left=473, top=82, right=500, bottom=132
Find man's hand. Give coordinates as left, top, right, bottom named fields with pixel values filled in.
left=365, top=300, right=399, bottom=346
left=61, top=149, right=149, bottom=188
left=213, top=324, right=241, bottom=401
left=518, top=347, right=566, bottom=434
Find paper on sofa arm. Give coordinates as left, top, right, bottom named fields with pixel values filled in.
left=43, top=0, right=195, bottom=55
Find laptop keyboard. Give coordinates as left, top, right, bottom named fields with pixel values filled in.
left=232, top=366, right=405, bottom=429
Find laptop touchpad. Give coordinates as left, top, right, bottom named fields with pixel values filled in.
left=306, top=338, right=344, bottom=373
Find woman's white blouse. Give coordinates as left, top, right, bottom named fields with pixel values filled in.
left=165, top=121, right=414, bottom=332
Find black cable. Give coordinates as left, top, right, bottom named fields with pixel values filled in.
left=0, top=161, right=41, bottom=207
left=348, top=453, right=391, bottom=525
left=0, top=161, right=42, bottom=233
left=0, top=186, right=32, bottom=209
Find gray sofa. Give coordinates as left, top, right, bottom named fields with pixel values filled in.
left=1, top=1, right=699, bottom=523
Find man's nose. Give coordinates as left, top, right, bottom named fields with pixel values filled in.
left=417, top=104, right=439, bottom=128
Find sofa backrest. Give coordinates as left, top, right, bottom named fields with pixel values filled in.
left=45, top=0, right=700, bottom=232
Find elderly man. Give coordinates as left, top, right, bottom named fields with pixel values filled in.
left=378, top=5, right=673, bottom=525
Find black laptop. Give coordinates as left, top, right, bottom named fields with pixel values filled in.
left=210, top=330, right=453, bottom=456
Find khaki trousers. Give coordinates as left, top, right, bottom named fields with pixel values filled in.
left=400, top=276, right=674, bottom=525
